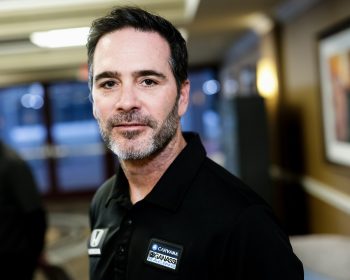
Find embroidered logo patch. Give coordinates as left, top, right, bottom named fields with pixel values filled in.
left=88, top=228, right=108, bottom=255
left=145, top=238, right=183, bottom=271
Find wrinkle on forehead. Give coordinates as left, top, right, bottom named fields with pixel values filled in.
left=96, top=28, right=170, bottom=60
left=93, top=27, right=173, bottom=80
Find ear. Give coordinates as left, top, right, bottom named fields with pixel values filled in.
left=90, top=90, right=99, bottom=119
left=92, top=102, right=98, bottom=119
left=177, top=79, right=190, bottom=117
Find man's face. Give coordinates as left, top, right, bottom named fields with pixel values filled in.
left=91, top=27, right=189, bottom=160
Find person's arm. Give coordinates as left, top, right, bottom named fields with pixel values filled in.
left=228, top=205, right=304, bottom=279
left=7, top=157, right=47, bottom=256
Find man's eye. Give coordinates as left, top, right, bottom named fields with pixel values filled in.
left=142, top=79, right=157, bottom=87
left=101, top=81, right=116, bottom=89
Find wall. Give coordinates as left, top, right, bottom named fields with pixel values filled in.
left=280, top=0, right=350, bottom=234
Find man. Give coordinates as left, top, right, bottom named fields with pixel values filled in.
left=0, top=140, right=47, bottom=279
left=87, top=6, right=303, bottom=279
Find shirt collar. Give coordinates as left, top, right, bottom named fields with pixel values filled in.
left=105, top=165, right=130, bottom=208
left=105, top=132, right=207, bottom=211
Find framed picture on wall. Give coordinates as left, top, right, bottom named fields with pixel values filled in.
left=318, top=17, right=350, bottom=167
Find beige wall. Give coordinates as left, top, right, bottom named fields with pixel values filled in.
left=280, top=0, right=350, bottom=234
left=308, top=194, right=350, bottom=234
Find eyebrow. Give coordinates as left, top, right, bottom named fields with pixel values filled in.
left=137, top=70, right=166, bottom=80
left=94, top=70, right=167, bottom=84
left=94, top=71, right=120, bottom=84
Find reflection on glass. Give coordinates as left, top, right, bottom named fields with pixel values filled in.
left=182, top=68, right=224, bottom=166
left=0, top=83, right=49, bottom=193
left=48, top=81, right=106, bottom=192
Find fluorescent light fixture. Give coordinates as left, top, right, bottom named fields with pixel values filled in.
left=30, top=27, right=89, bottom=48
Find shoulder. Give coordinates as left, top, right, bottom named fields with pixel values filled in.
left=198, top=159, right=293, bottom=244
left=197, top=157, right=267, bottom=208
left=0, top=144, right=27, bottom=171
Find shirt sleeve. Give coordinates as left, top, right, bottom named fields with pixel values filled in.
left=227, top=204, right=304, bottom=279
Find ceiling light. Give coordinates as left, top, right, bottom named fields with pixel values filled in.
left=244, top=13, right=274, bottom=35
left=30, top=27, right=89, bottom=48
left=202, top=79, right=220, bottom=95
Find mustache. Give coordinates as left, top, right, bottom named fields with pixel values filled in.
left=106, top=111, right=157, bottom=129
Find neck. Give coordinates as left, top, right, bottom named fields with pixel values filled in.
left=120, top=130, right=187, bottom=204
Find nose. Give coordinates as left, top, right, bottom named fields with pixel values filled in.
left=115, top=83, right=140, bottom=112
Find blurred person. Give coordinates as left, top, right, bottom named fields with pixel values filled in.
left=86, top=6, right=304, bottom=280
left=0, top=140, right=47, bottom=279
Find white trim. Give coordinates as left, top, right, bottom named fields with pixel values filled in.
left=185, top=0, right=200, bottom=20
left=302, top=177, right=350, bottom=215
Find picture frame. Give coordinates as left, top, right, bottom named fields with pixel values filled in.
left=318, top=17, right=350, bottom=167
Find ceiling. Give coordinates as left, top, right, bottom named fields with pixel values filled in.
left=0, top=0, right=316, bottom=86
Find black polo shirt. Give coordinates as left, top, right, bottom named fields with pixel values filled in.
left=88, top=132, right=303, bottom=280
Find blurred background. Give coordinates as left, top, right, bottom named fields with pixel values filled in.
left=0, top=0, right=350, bottom=279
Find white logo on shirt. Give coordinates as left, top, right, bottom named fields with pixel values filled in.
left=88, top=228, right=108, bottom=255
left=90, top=229, right=105, bottom=247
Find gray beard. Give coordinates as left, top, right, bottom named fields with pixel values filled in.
left=98, top=99, right=179, bottom=160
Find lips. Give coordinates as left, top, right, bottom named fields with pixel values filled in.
left=107, top=112, right=157, bottom=130
left=116, top=122, right=146, bottom=127
left=113, top=122, right=148, bottom=130
left=112, top=123, right=148, bottom=134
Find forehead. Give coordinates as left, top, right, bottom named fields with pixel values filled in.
left=93, top=27, right=171, bottom=72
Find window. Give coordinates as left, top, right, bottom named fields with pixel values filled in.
left=0, top=81, right=108, bottom=194
left=48, top=82, right=106, bottom=192
left=0, top=83, right=49, bottom=192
